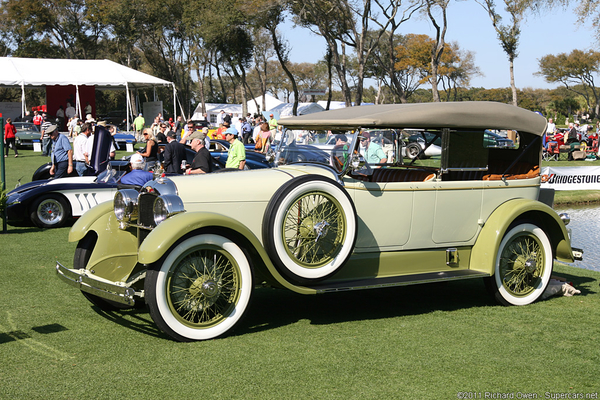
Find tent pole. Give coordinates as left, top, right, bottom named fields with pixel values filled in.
left=177, top=93, right=186, bottom=121
left=173, top=85, right=176, bottom=123
left=21, top=84, right=26, bottom=120
left=75, top=85, right=82, bottom=119
left=126, top=83, right=131, bottom=132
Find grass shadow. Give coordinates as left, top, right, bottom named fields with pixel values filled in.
left=87, top=275, right=597, bottom=340
left=90, top=306, right=166, bottom=340
left=239, top=279, right=496, bottom=337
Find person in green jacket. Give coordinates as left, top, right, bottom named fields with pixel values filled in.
left=133, top=113, right=145, bottom=140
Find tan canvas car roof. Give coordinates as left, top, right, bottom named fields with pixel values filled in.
left=280, top=102, right=547, bottom=135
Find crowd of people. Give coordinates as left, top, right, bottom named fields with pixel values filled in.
left=4, top=106, right=281, bottom=182
left=129, top=110, right=281, bottom=177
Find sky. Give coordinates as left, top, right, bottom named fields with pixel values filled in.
left=283, top=2, right=597, bottom=90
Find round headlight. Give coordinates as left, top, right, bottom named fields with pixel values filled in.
left=114, top=189, right=140, bottom=222
left=153, top=195, right=185, bottom=226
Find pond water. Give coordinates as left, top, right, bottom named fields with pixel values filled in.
left=555, top=204, right=600, bottom=272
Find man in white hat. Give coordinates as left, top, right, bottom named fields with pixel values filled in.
left=120, top=153, right=153, bottom=186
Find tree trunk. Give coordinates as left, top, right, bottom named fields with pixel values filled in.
left=509, top=59, right=517, bottom=106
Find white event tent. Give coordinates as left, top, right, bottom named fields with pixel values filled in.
left=0, top=57, right=176, bottom=130
left=270, top=102, right=325, bottom=119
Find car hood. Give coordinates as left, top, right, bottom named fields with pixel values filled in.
left=7, top=179, right=49, bottom=196
left=169, top=165, right=338, bottom=206
left=9, top=176, right=101, bottom=196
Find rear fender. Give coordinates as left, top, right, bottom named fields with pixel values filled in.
left=470, top=199, right=573, bottom=275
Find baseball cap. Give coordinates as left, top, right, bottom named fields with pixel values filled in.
left=188, top=131, right=206, bottom=141
left=131, top=153, right=144, bottom=164
left=361, top=131, right=371, bottom=139
left=225, top=127, right=238, bottom=136
left=335, top=133, right=347, bottom=142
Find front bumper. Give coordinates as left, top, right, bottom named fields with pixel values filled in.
left=56, top=262, right=139, bottom=306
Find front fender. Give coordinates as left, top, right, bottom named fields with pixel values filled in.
left=68, top=200, right=140, bottom=283
left=470, top=199, right=573, bottom=275
left=69, top=200, right=114, bottom=242
left=138, top=211, right=317, bottom=295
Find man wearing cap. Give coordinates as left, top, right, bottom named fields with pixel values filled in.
left=187, top=126, right=211, bottom=149
left=225, top=127, right=245, bottom=169
left=187, top=135, right=213, bottom=174
left=48, top=125, right=73, bottom=179
left=121, top=153, right=153, bottom=186
left=361, top=131, right=387, bottom=165
left=40, top=113, right=53, bottom=156
left=163, top=131, right=187, bottom=174
left=268, top=113, right=277, bottom=131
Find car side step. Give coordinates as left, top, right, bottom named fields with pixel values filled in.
left=308, top=270, right=490, bottom=294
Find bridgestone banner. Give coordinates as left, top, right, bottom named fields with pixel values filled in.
left=541, top=166, right=600, bottom=190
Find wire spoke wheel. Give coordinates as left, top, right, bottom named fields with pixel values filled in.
left=167, top=245, right=241, bottom=329
left=492, top=223, right=553, bottom=306
left=283, top=192, right=345, bottom=268
left=146, top=234, right=253, bottom=341
left=499, top=233, right=544, bottom=297
left=263, top=175, right=357, bottom=284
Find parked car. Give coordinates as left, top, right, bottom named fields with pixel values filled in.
left=5, top=167, right=130, bottom=229
left=404, top=129, right=514, bottom=159
left=404, top=130, right=442, bottom=159
left=484, top=130, right=515, bottom=148
left=13, top=122, right=41, bottom=148
left=97, top=111, right=127, bottom=129
left=109, top=126, right=137, bottom=149
left=56, top=102, right=582, bottom=342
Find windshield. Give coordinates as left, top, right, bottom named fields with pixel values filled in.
left=275, top=129, right=358, bottom=173
left=96, top=163, right=128, bottom=183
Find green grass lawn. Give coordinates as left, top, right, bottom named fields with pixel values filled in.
left=0, top=149, right=599, bottom=399
left=0, top=223, right=598, bottom=399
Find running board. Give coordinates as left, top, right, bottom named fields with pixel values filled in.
left=308, top=270, right=490, bottom=294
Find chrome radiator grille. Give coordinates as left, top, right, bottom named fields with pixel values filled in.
left=138, top=192, right=157, bottom=229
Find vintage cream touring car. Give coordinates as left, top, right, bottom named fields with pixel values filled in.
left=56, top=102, right=583, bottom=342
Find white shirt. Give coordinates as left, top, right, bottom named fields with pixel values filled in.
left=85, top=134, right=116, bottom=160
left=547, top=122, right=556, bottom=134
left=73, top=134, right=89, bottom=162
left=253, top=125, right=261, bottom=142
left=65, top=105, right=76, bottom=119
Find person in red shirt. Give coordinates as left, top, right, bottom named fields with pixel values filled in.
left=4, top=117, right=19, bottom=157
left=32, top=110, right=43, bottom=127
